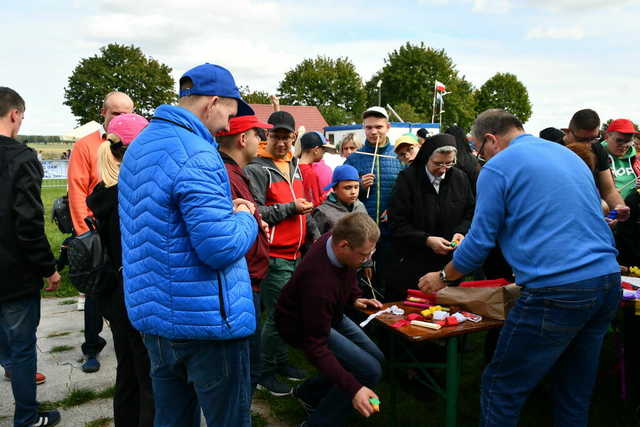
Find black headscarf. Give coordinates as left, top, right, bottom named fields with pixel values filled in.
left=412, top=133, right=458, bottom=169
left=444, top=126, right=480, bottom=191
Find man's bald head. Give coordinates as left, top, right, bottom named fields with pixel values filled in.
left=101, top=91, right=134, bottom=129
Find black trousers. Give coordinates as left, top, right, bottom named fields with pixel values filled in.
left=81, top=294, right=106, bottom=357
left=98, top=285, right=155, bottom=427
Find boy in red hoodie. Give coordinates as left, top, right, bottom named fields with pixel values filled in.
left=298, top=132, right=337, bottom=207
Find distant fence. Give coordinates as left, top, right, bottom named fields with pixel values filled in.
left=41, top=160, right=68, bottom=188
left=42, top=160, right=68, bottom=179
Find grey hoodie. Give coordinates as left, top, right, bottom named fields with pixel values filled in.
left=312, top=193, right=368, bottom=235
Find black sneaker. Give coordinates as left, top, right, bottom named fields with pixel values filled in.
left=32, top=410, right=61, bottom=426
left=257, top=375, right=292, bottom=397
left=278, top=365, right=306, bottom=381
left=293, top=385, right=316, bottom=416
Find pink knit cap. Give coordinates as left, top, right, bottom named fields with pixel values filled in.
left=107, top=113, right=149, bottom=145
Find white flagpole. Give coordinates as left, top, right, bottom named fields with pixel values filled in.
left=431, top=81, right=437, bottom=123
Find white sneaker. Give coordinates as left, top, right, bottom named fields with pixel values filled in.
left=76, top=295, right=85, bottom=311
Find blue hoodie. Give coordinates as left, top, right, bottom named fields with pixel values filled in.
left=118, top=104, right=258, bottom=339
left=453, top=133, right=618, bottom=288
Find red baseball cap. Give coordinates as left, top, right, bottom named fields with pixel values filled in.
left=215, top=115, right=273, bottom=137
left=606, top=118, right=639, bottom=134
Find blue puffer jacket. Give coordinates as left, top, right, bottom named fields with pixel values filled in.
left=118, top=104, right=258, bottom=340
left=344, top=140, right=403, bottom=233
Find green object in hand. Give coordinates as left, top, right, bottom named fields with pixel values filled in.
left=450, top=241, right=458, bottom=248
left=369, top=397, right=380, bottom=405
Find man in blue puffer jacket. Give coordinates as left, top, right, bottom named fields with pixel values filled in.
left=344, top=107, right=403, bottom=300
left=118, top=63, right=258, bottom=427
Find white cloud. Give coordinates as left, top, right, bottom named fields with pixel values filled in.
left=417, top=0, right=513, bottom=13
left=526, top=26, right=585, bottom=40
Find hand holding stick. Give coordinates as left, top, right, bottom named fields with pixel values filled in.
left=366, top=135, right=380, bottom=199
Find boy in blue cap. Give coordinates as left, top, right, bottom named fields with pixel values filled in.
left=313, top=165, right=374, bottom=285
left=312, top=165, right=368, bottom=235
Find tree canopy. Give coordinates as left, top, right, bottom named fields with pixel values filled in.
left=64, top=44, right=176, bottom=125
left=475, top=72, right=532, bottom=123
left=239, top=86, right=272, bottom=104
left=366, top=42, right=477, bottom=129
left=278, top=56, right=366, bottom=125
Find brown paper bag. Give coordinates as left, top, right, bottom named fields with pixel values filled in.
left=436, top=284, right=521, bottom=320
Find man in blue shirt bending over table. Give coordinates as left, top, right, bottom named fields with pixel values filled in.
left=419, top=109, right=620, bottom=427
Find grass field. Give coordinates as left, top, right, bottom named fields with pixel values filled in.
left=37, top=182, right=640, bottom=426
left=29, top=142, right=73, bottom=160
left=41, top=181, right=77, bottom=297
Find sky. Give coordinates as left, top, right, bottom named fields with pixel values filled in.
left=3, top=0, right=639, bottom=135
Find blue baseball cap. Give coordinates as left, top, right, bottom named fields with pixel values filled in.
left=323, top=164, right=361, bottom=191
left=179, top=63, right=254, bottom=117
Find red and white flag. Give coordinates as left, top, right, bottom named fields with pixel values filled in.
left=435, top=81, right=446, bottom=92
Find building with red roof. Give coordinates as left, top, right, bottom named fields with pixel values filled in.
left=249, top=104, right=328, bottom=133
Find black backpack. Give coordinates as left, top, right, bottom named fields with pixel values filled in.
left=52, top=195, right=74, bottom=234
left=68, top=217, right=116, bottom=295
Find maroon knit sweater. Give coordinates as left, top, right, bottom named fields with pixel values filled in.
left=275, top=233, right=362, bottom=397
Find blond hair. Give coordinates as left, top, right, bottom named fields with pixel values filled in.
left=97, top=138, right=121, bottom=188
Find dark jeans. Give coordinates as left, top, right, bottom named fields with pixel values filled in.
left=373, top=236, right=393, bottom=300
left=250, top=286, right=262, bottom=394
left=143, top=334, right=251, bottom=427
left=480, top=273, right=621, bottom=427
left=260, top=257, right=296, bottom=378
left=296, top=315, right=384, bottom=427
left=0, top=295, right=41, bottom=427
left=81, top=293, right=106, bottom=357
left=98, top=285, right=154, bottom=427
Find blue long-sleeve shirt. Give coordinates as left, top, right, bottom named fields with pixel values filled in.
left=453, top=133, right=618, bottom=288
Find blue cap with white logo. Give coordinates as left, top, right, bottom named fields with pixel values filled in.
left=179, top=63, right=254, bottom=117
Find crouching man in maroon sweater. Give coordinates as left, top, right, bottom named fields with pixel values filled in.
left=275, top=212, right=384, bottom=426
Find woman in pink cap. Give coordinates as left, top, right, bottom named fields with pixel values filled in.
left=86, top=113, right=154, bottom=426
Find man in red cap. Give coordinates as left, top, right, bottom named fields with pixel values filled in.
left=216, top=116, right=272, bottom=396
left=601, top=119, right=640, bottom=199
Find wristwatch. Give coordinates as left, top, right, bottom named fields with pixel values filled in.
left=439, top=269, right=455, bottom=285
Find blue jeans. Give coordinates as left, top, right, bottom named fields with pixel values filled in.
left=143, top=334, right=251, bottom=427
left=0, top=322, right=11, bottom=369
left=296, top=315, right=384, bottom=427
left=0, top=295, right=41, bottom=427
left=480, top=273, right=621, bottom=427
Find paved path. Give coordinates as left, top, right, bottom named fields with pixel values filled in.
left=0, top=297, right=286, bottom=427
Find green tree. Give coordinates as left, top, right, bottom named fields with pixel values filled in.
left=64, top=44, right=176, bottom=125
left=278, top=56, right=366, bottom=124
left=318, top=105, right=354, bottom=126
left=476, top=72, right=532, bottom=123
left=389, top=103, right=425, bottom=123
left=239, top=85, right=272, bottom=104
left=366, top=42, right=477, bottom=129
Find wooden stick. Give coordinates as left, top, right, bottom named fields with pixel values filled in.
left=366, top=135, right=380, bottom=199
left=350, top=151, right=395, bottom=159
left=411, top=320, right=442, bottom=330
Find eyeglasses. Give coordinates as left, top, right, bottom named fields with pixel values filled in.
left=397, top=146, right=417, bottom=159
left=347, top=242, right=376, bottom=261
left=613, top=137, right=634, bottom=146
left=476, top=136, right=488, bottom=161
left=268, top=132, right=294, bottom=142
left=570, top=130, right=599, bottom=143
left=429, top=159, right=457, bottom=168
